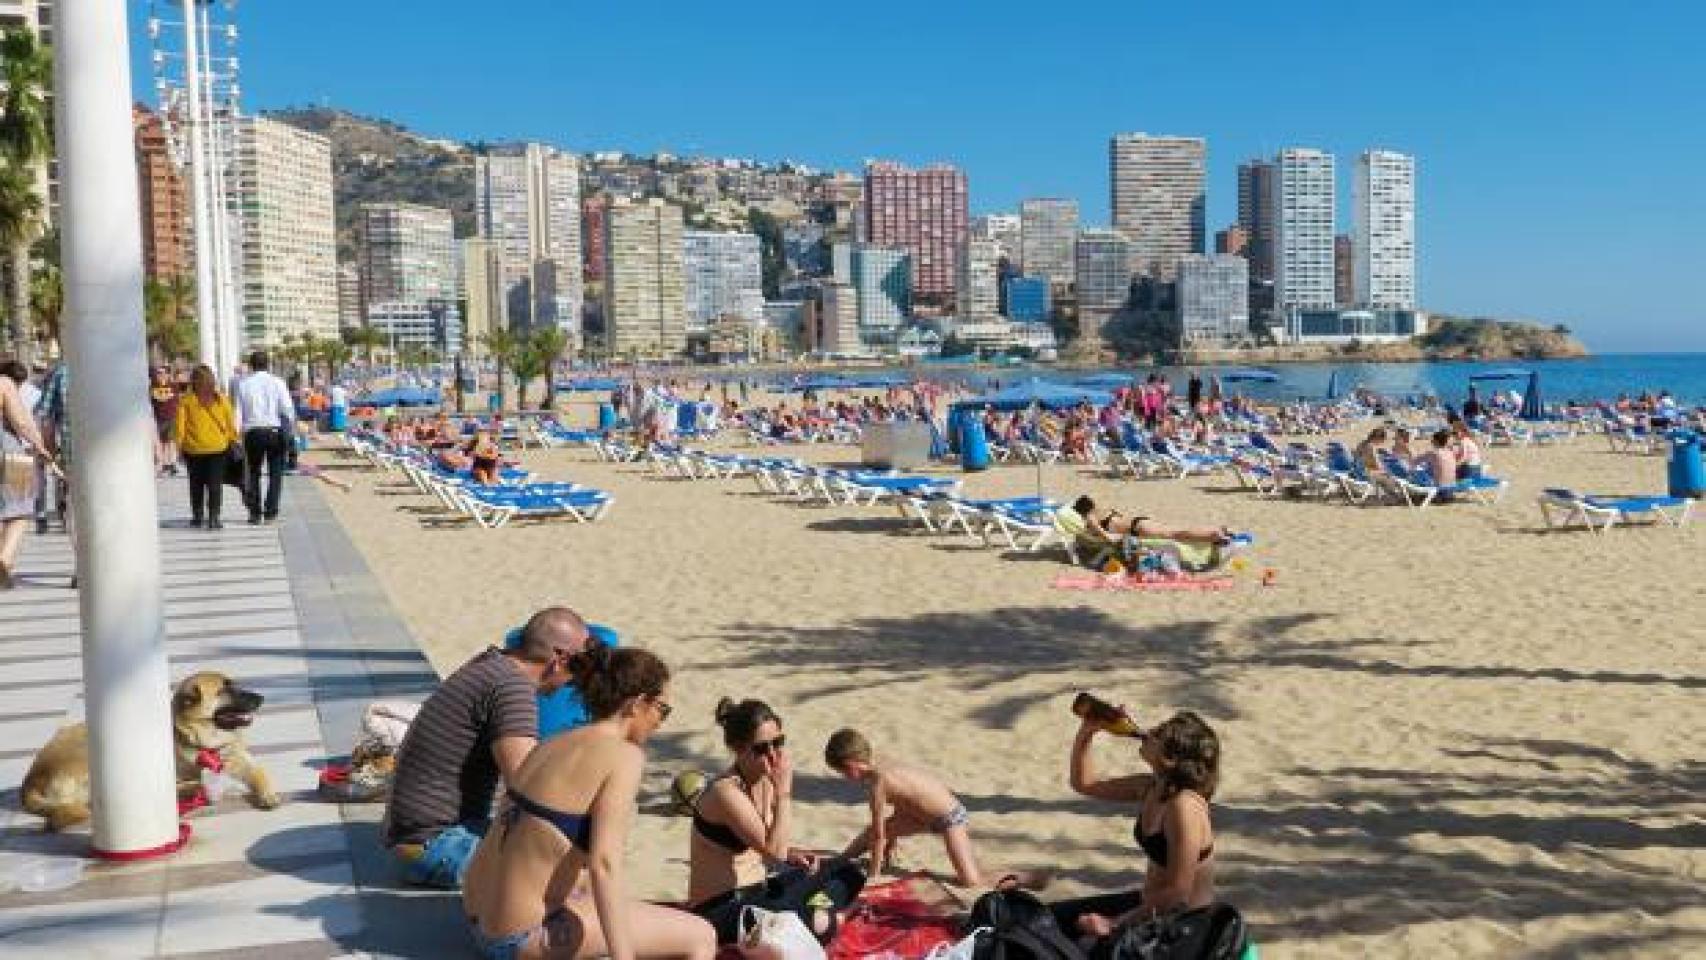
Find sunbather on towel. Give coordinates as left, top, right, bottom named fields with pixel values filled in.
left=826, top=728, right=1046, bottom=891
left=1071, top=496, right=1236, bottom=547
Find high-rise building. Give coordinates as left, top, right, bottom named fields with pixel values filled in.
left=851, top=245, right=911, bottom=335
left=1353, top=150, right=1416, bottom=309
left=682, top=230, right=764, bottom=331
left=1177, top=254, right=1250, bottom=345
left=359, top=202, right=455, bottom=315
left=582, top=195, right=608, bottom=284
left=1214, top=225, right=1249, bottom=257
left=133, top=105, right=190, bottom=281
left=1003, top=275, right=1052, bottom=324
left=336, top=264, right=362, bottom=331
left=957, top=237, right=1001, bottom=320
left=1075, top=229, right=1137, bottom=314
left=1273, top=148, right=1337, bottom=312
left=972, top=213, right=1022, bottom=264
left=603, top=198, right=686, bottom=357
left=1109, top=133, right=1206, bottom=279
left=1334, top=234, right=1355, bottom=307
left=819, top=282, right=865, bottom=355
left=475, top=143, right=583, bottom=335
left=1236, top=160, right=1277, bottom=285
left=1018, top=199, right=1078, bottom=289
left=366, top=301, right=462, bottom=352
left=232, top=116, right=338, bottom=347
left=460, top=239, right=505, bottom=349
left=862, top=161, right=968, bottom=304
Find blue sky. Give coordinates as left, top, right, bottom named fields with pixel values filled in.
left=128, top=1, right=1704, bottom=351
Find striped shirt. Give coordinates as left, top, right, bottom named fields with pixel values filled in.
left=383, top=648, right=538, bottom=847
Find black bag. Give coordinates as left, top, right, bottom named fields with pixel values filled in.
left=966, top=887, right=1087, bottom=960
left=222, top=442, right=247, bottom=488
left=1091, top=903, right=1248, bottom=960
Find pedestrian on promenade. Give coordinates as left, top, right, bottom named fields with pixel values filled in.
left=150, top=366, right=181, bottom=478
left=0, top=360, right=51, bottom=587
left=232, top=350, right=295, bottom=525
left=176, top=364, right=239, bottom=529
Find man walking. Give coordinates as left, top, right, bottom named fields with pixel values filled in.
left=232, top=351, right=295, bottom=525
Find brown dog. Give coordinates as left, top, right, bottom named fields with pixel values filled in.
left=21, top=671, right=281, bottom=831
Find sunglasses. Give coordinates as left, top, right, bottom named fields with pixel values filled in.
left=650, top=696, right=673, bottom=722
left=749, top=735, right=786, bottom=756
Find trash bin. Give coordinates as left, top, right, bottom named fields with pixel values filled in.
left=597, top=402, right=618, bottom=433
left=960, top=417, right=990, bottom=472
left=327, top=406, right=348, bottom=433
left=1668, top=430, right=1704, bottom=498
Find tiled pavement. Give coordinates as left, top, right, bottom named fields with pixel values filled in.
left=0, top=475, right=465, bottom=958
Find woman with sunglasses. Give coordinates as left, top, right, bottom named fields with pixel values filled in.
left=688, top=698, right=865, bottom=944
left=461, top=645, right=714, bottom=960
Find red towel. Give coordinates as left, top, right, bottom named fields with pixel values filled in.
left=830, top=874, right=962, bottom=960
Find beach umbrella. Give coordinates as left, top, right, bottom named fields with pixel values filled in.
left=360, top=386, right=440, bottom=407
left=1325, top=370, right=1340, bottom=401
left=1520, top=371, right=1544, bottom=420
left=1218, top=368, right=1282, bottom=384
left=952, top=379, right=1113, bottom=498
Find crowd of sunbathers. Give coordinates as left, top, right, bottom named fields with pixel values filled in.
left=1351, top=414, right=1487, bottom=487
left=381, top=606, right=1223, bottom=960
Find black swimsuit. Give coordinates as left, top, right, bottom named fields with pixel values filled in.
left=692, top=777, right=752, bottom=854
left=503, top=791, right=594, bottom=851
left=1134, top=790, right=1213, bottom=867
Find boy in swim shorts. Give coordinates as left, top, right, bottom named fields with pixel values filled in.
left=826, top=729, right=1045, bottom=890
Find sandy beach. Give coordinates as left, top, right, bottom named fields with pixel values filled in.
left=313, top=399, right=1705, bottom=959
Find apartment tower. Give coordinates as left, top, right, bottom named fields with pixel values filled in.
left=1273, top=148, right=1337, bottom=312
left=358, top=202, right=455, bottom=314
left=1074, top=229, right=1137, bottom=315
left=862, top=161, right=968, bottom=305
left=1019, top=199, right=1079, bottom=291
left=957, top=237, right=1001, bottom=320
left=1353, top=150, right=1416, bottom=309
left=603, top=198, right=686, bottom=357
left=133, top=105, right=190, bottom=280
left=1109, top=133, right=1206, bottom=280
left=475, top=143, right=584, bottom=336
left=682, top=230, right=764, bottom=331
left=232, top=116, right=339, bottom=346
left=1236, top=160, right=1277, bottom=284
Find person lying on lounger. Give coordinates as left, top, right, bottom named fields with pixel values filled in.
left=1070, top=496, right=1236, bottom=546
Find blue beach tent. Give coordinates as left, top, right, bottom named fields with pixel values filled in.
left=1469, top=368, right=1544, bottom=420
left=1217, top=368, right=1282, bottom=384
left=360, top=386, right=441, bottom=407
left=952, top=378, right=1114, bottom=413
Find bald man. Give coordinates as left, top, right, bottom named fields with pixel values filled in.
left=383, top=606, right=592, bottom=888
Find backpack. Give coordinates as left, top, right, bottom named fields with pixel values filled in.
left=965, top=887, right=1087, bottom=960
left=1090, top=903, right=1249, bottom=960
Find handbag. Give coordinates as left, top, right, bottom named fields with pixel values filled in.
left=222, top=441, right=247, bottom=488
left=741, top=906, right=828, bottom=960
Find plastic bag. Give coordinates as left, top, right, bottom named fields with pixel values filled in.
left=925, top=927, right=989, bottom=960
left=742, top=906, right=828, bottom=960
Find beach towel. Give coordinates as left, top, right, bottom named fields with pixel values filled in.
left=1052, top=572, right=1235, bottom=592
left=830, top=873, right=964, bottom=960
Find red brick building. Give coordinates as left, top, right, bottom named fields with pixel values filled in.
left=862, top=161, right=967, bottom=306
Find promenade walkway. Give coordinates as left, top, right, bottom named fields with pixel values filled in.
left=0, top=476, right=462, bottom=958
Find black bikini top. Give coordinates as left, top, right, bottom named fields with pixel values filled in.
left=1134, top=792, right=1213, bottom=868
left=692, top=776, right=753, bottom=855
left=504, top=790, right=593, bottom=851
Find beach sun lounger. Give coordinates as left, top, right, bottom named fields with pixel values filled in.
left=1537, top=488, right=1693, bottom=534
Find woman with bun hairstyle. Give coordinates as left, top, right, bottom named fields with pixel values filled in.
left=687, top=697, right=865, bottom=944
left=462, top=645, right=714, bottom=960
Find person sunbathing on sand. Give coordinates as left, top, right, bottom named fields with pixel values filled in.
left=1070, top=496, right=1235, bottom=547
left=826, top=729, right=1046, bottom=891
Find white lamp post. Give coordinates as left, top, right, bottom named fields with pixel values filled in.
left=54, top=0, right=181, bottom=858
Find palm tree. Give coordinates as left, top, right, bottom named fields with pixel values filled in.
left=0, top=27, right=51, bottom=361
left=142, top=275, right=197, bottom=364
left=343, top=324, right=386, bottom=369
left=28, top=259, right=60, bottom=348
left=507, top=338, right=546, bottom=410
left=529, top=326, right=569, bottom=410
left=318, top=339, right=351, bottom=383
left=481, top=328, right=517, bottom=410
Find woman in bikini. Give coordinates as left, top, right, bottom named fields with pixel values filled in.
left=461, top=646, right=713, bottom=960
left=1070, top=496, right=1235, bottom=546
left=1050, top=708, right=1221, bottom=939
left=687, top=698, right=865, bottom=944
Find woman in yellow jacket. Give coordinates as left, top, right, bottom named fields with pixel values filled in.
left=175, top=364, right=239, bottom=529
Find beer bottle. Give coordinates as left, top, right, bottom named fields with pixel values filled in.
left=1072, top=692, right=1142, bottom=738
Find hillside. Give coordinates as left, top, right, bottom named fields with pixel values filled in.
left=266, top=107, right=476, bottom=263
left=1416, top=315, right=1589, bottom=360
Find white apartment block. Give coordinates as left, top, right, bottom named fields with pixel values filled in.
left=1075, top=229, right=1136, bottom=313
left=365, top=301, right=462, bottom=352
left=1353, top=150, right=1416, bottom=309
left=233, top=116, right=339, bottom=347
left=1019, top=199, right=1078, bottom=289
left=1109, top=133, right=1206, bottom=280
left=819, top=282, right=865, bottom=356
left=956, top=237, right=1001, bottom=320
left=851, top=245, right=910, bottom=333
left=1177, top=254, right=1251, bottom=345
left=475, top=143, right=583, bottom=337
left=460, top=239, right=505, bottom=349
left=604, top=198, right=686, bottom=358
left=972, top=213, right=1022, bottom=263
left=359, top=202, right=455, bottom=311
left=682, top=230, right=764, bottom=331
left=1274, top=147, right=1337, bottom=311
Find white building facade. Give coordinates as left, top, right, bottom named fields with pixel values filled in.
left=851, top=245, right=910, bottom=338
left=956, top=237, right=1002, bottom=320
left=1353, top=149, right=1416, bottom=309
left=1274, top=147, right=1337, bottom=312
left=1074, top=229, right=1137, bottom=314
left=1177, top=254, right=1251, bottom=345
left=972, top=213, right=1022, bottom=263
left=233, top=116, right=339, bottom=347
left=365, top=300, right=463, bottom=352
left=359, top=202, right=455, bottom=312
left=1109, top=133, right=1207, bottom=280
left=682, top=230, right=764, bottom=332
left=1019, top=198, right=1079, bottom=289
left=603, top=198, right=686, bottom=357
left=475, top=143, right=583, bottom=337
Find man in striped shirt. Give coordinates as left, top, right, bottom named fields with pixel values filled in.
left=383, top=606, right=591, bottom=888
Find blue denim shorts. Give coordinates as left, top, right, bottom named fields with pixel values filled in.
left=402, top=821, right=486, bottom=889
